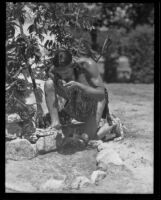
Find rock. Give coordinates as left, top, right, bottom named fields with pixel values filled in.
left=97, top=141, right=114, bottom=152
left=5, top=128, right=17, bottom=141
left=7, top=113, right=22, bottom=123
left=97, top=123, right=116, bottom=140
left=31, top=143, right=37, bottom=152
left=96, top=148, right=123, bottom=167
left=36, top=134, right=57, bottom=153
left=97, top=162, right=108, bottom=172
left=6, top=139, right=36, bottom=160
left=71, top=176, right=91, bottom=189
left=40, top=178, right=65, bottom=191
left=6, top=181, right=36, bottom=192
left=91, top=170, right=106, bottom=185
left=61, top=136, right=86, bottom=149
left=111, top=116, right=124, bottom=138
left=21, top=121, right=36, bottom=140
left=81, top=133, right=89, bottom=143
left=6, top=122, right=22, bottom=138
left=88, top=140, right=103, bottom=148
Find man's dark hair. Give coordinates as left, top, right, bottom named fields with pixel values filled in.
left=52, top=49, right=72, bottom=68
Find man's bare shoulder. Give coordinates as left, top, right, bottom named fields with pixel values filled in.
left=77, top=57, right=99, bottom=77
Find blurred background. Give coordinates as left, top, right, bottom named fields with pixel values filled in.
left=75, top=3, right=154, bottom=84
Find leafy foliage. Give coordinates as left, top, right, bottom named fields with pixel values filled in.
left=6, top=2, right=96, bottom=128
left=82, top=3, right=154, bottom=53
left=123, top=25, right=154, bottom=83
left=103, top=25, right=154, bottom=83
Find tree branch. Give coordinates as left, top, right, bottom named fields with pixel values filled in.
left=6, top=79, right=18, bottom=91
left=6, top=67, right=23, bottom=91
left=12, top=67, right=23, bottom=79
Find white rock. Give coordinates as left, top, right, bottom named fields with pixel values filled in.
left=36, top=134, right=57, bottom=153
left=6, top=181, right=36, bottom=192
left=91, top=170, right=106, bottom=185
left=7, top=113, right=21, bottom=123
left=97, top=141, right=114, bottom=152
left=6, top=114, right=22, bottom=137
left=81, top=133, right=89, bottom=143
left=96, top=148, right=123, bottom=166
left=88, top=140, right=103, bottom=148
left=40, top=178, right=65, bottom=191
left=97, top=162, right=107, bottom=172
left=36, top=137, right=44, bottom=152
left=6, top=139, right=36, bottom=160
left=71, top=176, right=91, bottom=189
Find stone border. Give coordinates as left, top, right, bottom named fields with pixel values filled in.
left=6, top=138, right=126, bottom=191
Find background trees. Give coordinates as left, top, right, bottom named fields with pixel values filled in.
left=73, top=3, right=154, bottom=83
left=83, top=3, right=154, bottom=83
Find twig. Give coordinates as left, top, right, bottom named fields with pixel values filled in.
left=6, top=67, right=23, bottom=91
left=94, top=36, right=112, bottom=63
left=12, top=67, right=23, bottom=79
left=13, top=96, right=28, bottom=108
left=6, top=79, right=18, bottom=91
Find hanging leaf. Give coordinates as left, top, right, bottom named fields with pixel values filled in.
left=35, top=51, right=42, bottom=57
left=6, top=25, right=15, bottom=39
left=28, top=24, right=36, bottom=33
left=44, top=40, right=49, bottom=49
left=35, top=55, right=40, bottom=64
left=48, top=40, right=53, bottom=48
left=39, top=34, right=45, bottom=43
left=19, top=15, right=25, bottom=25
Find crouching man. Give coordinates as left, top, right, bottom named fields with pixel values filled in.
left=44, top=48, right=118, bottom=143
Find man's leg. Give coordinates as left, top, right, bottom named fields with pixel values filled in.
left=96, top=99, right=106, bottom=126
left=97, top=123, right=117, bottom=140
left=44, top=78, right=60, bottom=128
left=96, top=89, right=113, bottom=126
left=104, top=89, right=113, bottom=125
left=84, top=115, right=98, bottom=140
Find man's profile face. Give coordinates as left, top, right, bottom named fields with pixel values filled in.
left=58, top=52, right=66, bottom=67
left=54, top=64, right=74, bottom=81
left=54, top=50, right=74, bottom=81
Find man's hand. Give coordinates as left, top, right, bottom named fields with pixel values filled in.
left=64, top=81, right=81, bottom=90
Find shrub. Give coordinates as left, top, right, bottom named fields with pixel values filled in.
left=123, top=25, right=154, bottom=83
left=103, top=27, right=127, bottom=82
left=102, top=25, right=154, bottom=83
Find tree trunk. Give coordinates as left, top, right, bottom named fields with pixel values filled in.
left=27, top=64, right=44, bottom=127
left=90, top=28, right=98, bottom=51
left=19, top=19, right=44, bottom=127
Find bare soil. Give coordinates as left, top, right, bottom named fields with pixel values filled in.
left=6, top=83, right=154, bottom=193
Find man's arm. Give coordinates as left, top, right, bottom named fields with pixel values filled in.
left=78, top=81, right=105, bottom=100
left=79, top=60, right=105, bottom=100
left=65, top=58, right=105, bottom=101
left=47, top=65, right=55, bottom=79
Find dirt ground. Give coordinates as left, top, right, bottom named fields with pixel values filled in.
left=5, top=83, right=154, bottom=193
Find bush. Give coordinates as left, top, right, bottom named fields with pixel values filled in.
left=102, top=25, right=154, bottom=83
left=103, top=27, right=127, bottom=83
left=123, top=25, right=154, bottom=83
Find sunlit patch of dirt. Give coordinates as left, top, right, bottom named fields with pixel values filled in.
left=6, top=84, right=154, bottom=193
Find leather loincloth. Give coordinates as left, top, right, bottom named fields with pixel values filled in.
left=54, top=76, right=98, bottom=124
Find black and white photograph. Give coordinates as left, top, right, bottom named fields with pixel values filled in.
left=5, top=2, right=156, bottom=194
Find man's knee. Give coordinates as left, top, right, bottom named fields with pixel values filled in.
left=44, top=79, right=55, bottom=92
